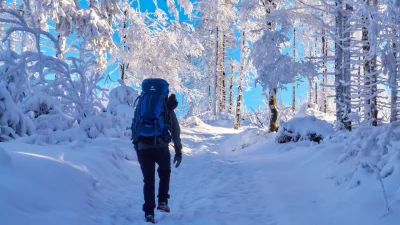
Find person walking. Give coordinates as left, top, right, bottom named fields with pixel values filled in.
left=131, top=78, right=182, bottom=223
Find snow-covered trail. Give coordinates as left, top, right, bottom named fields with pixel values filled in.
left=1, top=122, right=399, bottom=225
left=102, top=122, right=399, bottom=225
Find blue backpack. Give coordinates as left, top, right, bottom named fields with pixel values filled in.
left=131, top=78, right=171, bottom=144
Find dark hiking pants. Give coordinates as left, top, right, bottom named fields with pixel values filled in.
left=137, top=147, right=171, bottom=215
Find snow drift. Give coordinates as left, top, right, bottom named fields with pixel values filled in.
left=276, top=116, right=334, bottom=143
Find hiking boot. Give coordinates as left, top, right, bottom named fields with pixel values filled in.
left=145, top=214, right=155, bottom=223
left=157, top=202, right=170, bottom=213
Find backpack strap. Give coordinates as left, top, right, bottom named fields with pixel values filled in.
left=132, top=94, right=143, bottom=142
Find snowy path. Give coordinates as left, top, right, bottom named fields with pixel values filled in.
left=99, top=122, right=399, bottom=225
left=1, top=122, right=399, bottom=225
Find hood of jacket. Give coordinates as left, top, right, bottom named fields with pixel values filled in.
left=167, top=94, right=178, bottom=110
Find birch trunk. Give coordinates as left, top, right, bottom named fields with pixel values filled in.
left=234, top=79, right=243, bottom=130
left=213, top=0, right=220, bottom=116
left=234, top=32, right=246, bottom=130
left=292, top=27, right=296, bottom=112
left=213, top=26, right=220, bottom=116
left=220, top=33, right=226, bottom=112
left=315, top=81, right=318, bottom=104
left=390, top=40, right=398, bottom=122
left=314, top=35, right=318, bottom=105
left=322, top=25, right=328, bottom=113
left=120, top=10, right=128, bottom=81
left=229, top=64, right=234, bottom=114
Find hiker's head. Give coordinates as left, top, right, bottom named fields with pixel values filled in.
left=167, top=94, right=178, bottom=110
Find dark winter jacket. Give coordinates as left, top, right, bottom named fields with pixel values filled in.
left=136, top=94, right=182, bottom=155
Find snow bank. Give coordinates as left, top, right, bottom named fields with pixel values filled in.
left=0, top=137, right=136, bottom=225
left=0, top=147, right=11, bottom=165
left=0, top=145, right=99, bottom=225
left=220, top=128, right=268, bottom=152
left=293, top=103, right=335, bottom=123
left=106, top=85, right=139, bottom=137
left=0, top=87, right=35, bottom=141
left=184, top=116, right=205, bottom=126
left=276, top=116, right=334, bottom=143
left=336, top=122, right=400, bottom=206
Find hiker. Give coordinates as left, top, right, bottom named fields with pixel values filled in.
left=131, top=78, right=183, bottom=223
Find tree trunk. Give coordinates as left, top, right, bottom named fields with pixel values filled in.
left=229, top=64, right=234, bottom=114
left=309, top=78, right=313, bottom=104
left=370, top=0, right=378, bottom=126
left=358, top=57, right=362, bottom=113
left=220, top=33, right=226, bottom=112
left=120, top=10, right=128, bottom=81
left=56, top=34, right=65, bottom=59
left=343, top=3, right=352, bottom=130
left=315, top=81, right=318, bottom=104
left=234, top=79, right=243, bottom=130
left=269, top=88, right=279, bottom=132
left=335, top=0, right=345, bottom=129
left=308, top=42, right=313, bottom=104
left=314, top=35, right=318, bottom=105
left=213, top=26, right=220, bottom=116
left=292, top=27, right=296, bottom=112
left=322, top=23, right=328, bottom=113
left=390, top=41, right=398, bottom=122
left=234, top=31, right=246, bottom=129
left=208, top=85, right=212, bottom=112
left=363, top=0, right=378, bottom=126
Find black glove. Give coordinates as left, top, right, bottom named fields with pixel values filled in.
left=173, top=154, right=182, bottom=168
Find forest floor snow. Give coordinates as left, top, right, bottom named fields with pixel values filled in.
left=0, top=121, right=399, bottom=225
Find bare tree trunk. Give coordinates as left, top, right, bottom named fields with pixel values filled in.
left=269, top=88, right=279, bottom=132
left=213, top=26, right=220, bottom=116
left=309, top=79, right=313, bottom=104
left=56, top=34, right=65, bottom=59
left=208, top=85, right=212, bottom=112
left=292, top=27, right=296, bottom=112
left=343, top=3, right=352, bottom=130
left=335, top=0, right=345, bottom=129
left=358, top=57, right=362, bottom=113
left=370, top=0, right=378, bottom=126
left=322, top=24, right=328, bottom=113
left=120, top=10, right=128, bottom=81
left=308, top=42, right=313, bottom=104
left=229, top=64, right=234, bottom=114
left=220, top=33, right=226, bottom=112
left=315, top=81, right=318, bottom=104
left=390, top=40, right=398, bottom=122
left=314, top=35, right=318, bottom=105
left=234, top=31, right=246, bottom=130
left=213, top=0, right=220, bottom=116
left=234, top=79, right=243, bottom=130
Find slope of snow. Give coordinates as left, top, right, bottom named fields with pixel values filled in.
left=0, top=121, right=399, bottom=225
left=294, top=103, right=335, bottom=123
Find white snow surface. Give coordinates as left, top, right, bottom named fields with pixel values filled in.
left=277, top=116, right=335, bottom=141
left=0, top=121, right=399, bottom=225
